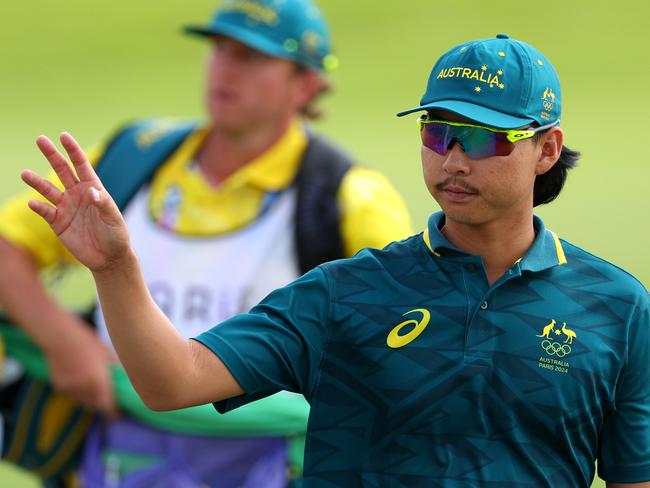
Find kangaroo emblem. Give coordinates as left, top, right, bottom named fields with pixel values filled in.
left=543, top=88, right=556, bottom=101
left=536, top=319, right=557, bottom=339
left=561, top=322, right=576, bottom=344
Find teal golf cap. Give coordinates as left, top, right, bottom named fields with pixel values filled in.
left=184, top=0, right=337, bottom=72
left=397, top=34, right=561, bottom=129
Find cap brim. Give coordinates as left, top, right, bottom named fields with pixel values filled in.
left=396, top=100, right=535, bottom=129
left=184, top=23, right=290, bottom=63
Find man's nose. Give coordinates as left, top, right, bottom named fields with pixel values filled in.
left=210, top=47, right=243, bottom=81
left=441, top=141, right=471, bottom=175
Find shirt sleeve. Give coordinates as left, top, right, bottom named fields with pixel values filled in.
left=337, top=167, right=413, bottom=257
left=193, top=267, right=331, bottom=413
left=597, top=292, right=650, bottom=483
left=0, top=146, right=104, bottom=268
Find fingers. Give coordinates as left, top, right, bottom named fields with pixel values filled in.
left=94, top=358, right=118, bottom=417
left=70, top=369, right=118, bottom=417
left=59, top=132, right=100, bottom=184
left=26, top=199, right=57, bottom=225
left=96, top=346, right=119, bottom=417
left=94, top=382, right=119, bottom=418
left=35, top=135, right=79, bottom=190
left=21, top=169, right=63, bottom=205
left=21, top=169, right=65, bottom=226
left=72, top=386, right=118, bottom=418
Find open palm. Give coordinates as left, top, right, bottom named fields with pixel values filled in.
left=21, top=133, right=130, bottom=271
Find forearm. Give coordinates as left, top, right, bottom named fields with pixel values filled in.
left=0, top=237, right=84, bottom=351
left=22, top=133, right=243, bottom=409
left=92, top=248, right=223, bottom=410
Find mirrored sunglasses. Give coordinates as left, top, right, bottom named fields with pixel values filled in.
left=418, top=117, right=559, bottom=160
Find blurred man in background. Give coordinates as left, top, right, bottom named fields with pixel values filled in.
left=20, top=33, right=649, bottom=487
left=0, top=0, right=412, bottom=486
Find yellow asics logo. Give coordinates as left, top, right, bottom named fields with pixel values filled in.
left=387, top=309, right=431, bottom=348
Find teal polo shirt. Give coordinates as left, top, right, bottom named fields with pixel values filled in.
left=195, top=211, right=650, bottom=487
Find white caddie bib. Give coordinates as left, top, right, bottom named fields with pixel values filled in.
left=95, top=186, right=300, bottom=347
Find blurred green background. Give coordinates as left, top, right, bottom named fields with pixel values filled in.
left=1, top=0, right=648, bottom=486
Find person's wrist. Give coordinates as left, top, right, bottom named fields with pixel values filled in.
left=91, top=247, right=139, bottom=281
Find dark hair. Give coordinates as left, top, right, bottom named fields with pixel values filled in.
left=294, top=65, right=332, bottom=121
left=532, top=132, right=581, bottom=206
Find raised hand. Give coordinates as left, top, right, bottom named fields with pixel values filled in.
left=21, top=133, right=130, bottom=272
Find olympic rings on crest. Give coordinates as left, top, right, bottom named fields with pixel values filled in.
left=541, top=340, right=571, bottom=357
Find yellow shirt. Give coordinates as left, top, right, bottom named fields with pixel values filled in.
left=0, top=121, right=413, bottom=268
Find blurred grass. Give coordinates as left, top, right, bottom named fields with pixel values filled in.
left=1, top=0, right=647, bottom=486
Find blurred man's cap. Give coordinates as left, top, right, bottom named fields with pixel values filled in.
left=397, top=34, right=561, bottom=129
left=185, top=0, right=337, bottom=72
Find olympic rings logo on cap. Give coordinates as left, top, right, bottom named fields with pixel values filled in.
left=541, top=340, right=571, bottom=357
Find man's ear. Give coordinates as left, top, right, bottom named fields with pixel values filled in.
left=295, top=69, right=325, bottom=109
left=535, top=126, right=563, bottom=175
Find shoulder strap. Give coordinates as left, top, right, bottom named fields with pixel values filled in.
left=95, top=119, right=198, bottom=211
left=294, top=134, right=353, bottom=274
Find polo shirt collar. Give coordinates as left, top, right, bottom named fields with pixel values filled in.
left=422, top=211, right=567, bottom=272
left=519, top=216, right=567, bottom=271
left=422, top=212, right=463, bottom=256
left=175, top=121, right=307, bottom=192
left=234, top=121, right=308, bottom=191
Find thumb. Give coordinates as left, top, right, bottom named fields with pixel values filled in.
left=96, top=358, right=118, bottom=418
left=96, top=380, right=119, bottom=418
left=102, top=384, right=119, bottom=419
left=87, top=186, right=122, bottom=225
left=89, top=186, right=102, bottom=205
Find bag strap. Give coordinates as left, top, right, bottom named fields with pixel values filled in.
left=294, top=134, right=353, bottom=274
left=95, top=119, right=198, bottom=211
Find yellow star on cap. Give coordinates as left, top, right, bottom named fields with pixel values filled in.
left=481, top=65, right=487, bottom=71
left=475, top=86, right=481, bottom=93
left=499, top=83, right=505, bottom=89
left=302, top=31, right=321, bottom=49
left=497, top=69, right=503, bottom=75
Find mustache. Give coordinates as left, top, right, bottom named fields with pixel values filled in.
left=435, top=178, right=479, bottom=194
